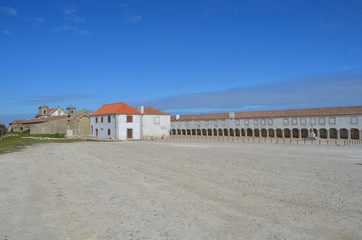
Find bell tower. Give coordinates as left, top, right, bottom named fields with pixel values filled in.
left=38, top=105, right=49, bottom=118
left=66, top=105, right=76, bottom=116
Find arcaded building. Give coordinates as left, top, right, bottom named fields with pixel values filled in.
left=170, top=106, right=362, bottom=140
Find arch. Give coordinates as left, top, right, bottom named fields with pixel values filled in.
left=171, top=129, right=176, bottom=135
left=196, top=129, right=202, bottom=136
left=261, top=128, right=267, bottom=137
left=276, top=129, right=283, bottom=138
left=292, top=128, right=299, bottom=138
left=191, top=129, right=196, bottom=136
left=301, top=128, right=308, bottom=138
left=351, top=128, right=359, bottom=139
left=340, top=128, right=348, bottom=139
left=319, top=128, right=328, bottom=139
left=329, top=128, right=337, bottom=139
left=218, top=128, right=223, bottom=136
left=247, top=128, right=253, bottom=137
left=177, top=129, right=181, bottom=135
left=213, top=129, right=218, bottom=136
left=223, top=128, right=229, bottom=136
left=79, top=116, right=90, bottom=136
left=187, top=129, right=191, bottom=135
left=202, top=129, right=207, bottom=136
left=229, top=128, right=234, bottom=137
left=235, top=128, right=240, bottom=137
left=207, top=129, right=213, bottom=136
left=312, top=128, right=318, bottom=137
left=254, top=129, right=260, bottom=137
left=284, top=128, right=291, bottom=138
left=268, top=129, right=275, bottom=138
left=241, top=129, right=246, bottom=137
left=182, top=129, right=186, bottom=135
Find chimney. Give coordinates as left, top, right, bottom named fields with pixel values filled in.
left=137, top=105, right=145, bottom=114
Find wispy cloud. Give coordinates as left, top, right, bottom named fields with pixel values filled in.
left=55, top=25, right=90, bottom=35
left=120, top=3, right=142, bottom=22
left=64, top=4, right=85, bottom=23
left=146, top=70, right=362, bottom=114
left=2, top=30, right=11, bottom=35
left=21, top=94, right=94, bottom=105
left=1, top=6, right=17, bottom=16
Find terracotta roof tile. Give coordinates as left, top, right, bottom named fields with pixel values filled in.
left=11, top=116, right=68, bottom=124
left=143, top=106, right=169, bottom=115
left=172, top=106, right=362, bottom=121
left=91, top=102, right=140, bottom=116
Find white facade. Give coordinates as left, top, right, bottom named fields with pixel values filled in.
left=141, top=115, right=171, bottom=140
left=90, top=114, right=141, bottom=140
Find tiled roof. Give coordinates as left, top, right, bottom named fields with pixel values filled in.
left=172, top=106, right=362, bottom=121
left=143, top=106, right=169, bottom=115
left=11, top=116, right=68, bottom=124
left=91, top=102, right=140, bottom=116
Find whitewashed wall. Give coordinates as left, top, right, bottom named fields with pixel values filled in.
left=141, top=115, right=170, bottom=139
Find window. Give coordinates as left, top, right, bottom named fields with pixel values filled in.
left=319, top=117, right=325, bottom=125
left=101, top=117, right=103, bottom=123
left=300, top=118, right=306, bottom=125
left=108, top=129, right=111, bottom=135
left=253, top=119, right=258, bottom=125
left=108, top=115, right=111, bottom=123
left=244, top=119, right=249, bottom=125
left=292, top=118, right=297, bottom=125
left=154, top=117, right=160, bottom=125
left=329, top=117, right=336, bottom=124
left=96, top=117, right=98, bottom=123
left=261, top=119, right=266, bottom=125
left=351, top=117, right=358, bottom=124
left=127, top=115, right=133, bottom=122
left=309, top=118, right=316, bottom=124
left=236, top=120, right=240, bottom=125
left=268, top=119, right=273, bottom=125
left=283, top=118, right=289, bottom=125
left=214, top=120, right=218, bottom=126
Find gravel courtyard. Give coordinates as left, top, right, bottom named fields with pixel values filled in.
left=0, top=140, right=361, bottom=240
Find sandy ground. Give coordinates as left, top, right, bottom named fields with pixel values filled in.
left=0, top=140, right=361, bottom=240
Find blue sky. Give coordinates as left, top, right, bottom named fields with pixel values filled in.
left=1, top=0, right=362, bottom=124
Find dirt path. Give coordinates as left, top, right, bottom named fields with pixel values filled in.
left=0, top=141, right=361, bottom=239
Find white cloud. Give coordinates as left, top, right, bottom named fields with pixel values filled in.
left=55, top=25, right=90, bottom=35
left=1, top=6, right=17, bottom=16
left=64, top=4, right=85, bottom=23
left=120, top=3, right=142, bottom=23
left=2, top=30, right=11, bottom=35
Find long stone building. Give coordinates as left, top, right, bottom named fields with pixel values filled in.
left=170, top=106, right=362, bottom=140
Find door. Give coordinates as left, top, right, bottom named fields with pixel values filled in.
left=127, top=128, right=133, bottom=139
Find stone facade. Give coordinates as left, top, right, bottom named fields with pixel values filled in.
left=10, top=106, right=91, bottom=136
left=171, top=106, right=362, bottom=140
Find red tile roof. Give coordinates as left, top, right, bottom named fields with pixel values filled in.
left=91, top=102, right=140, bottom=116
left=143, top=106, right=169, bottom=115
left=11, top=116, right=68, bottom=125
left=171, top=106, right=362, bottom=121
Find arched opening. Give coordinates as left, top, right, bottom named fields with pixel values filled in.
left=329, top=128, right=337, bottom=139
left=351, top=128, right=359, bottom=139
left=235, top=128, right=240, bottom=137
left=268, top=129, right=275, bottom=138
left=241, top=129, right=246, bottom=137
left=301, top=129, right=308, bottom=138
left=197, top=129, right=202, bottom=136
left=319, top=128, right=328, bottom=139
left=202, top=129, right=207, bottom=136
left=292, top=128, right=299, bottom=138
left=254, top=129, right=260, bottom=137
left=187, top=129, right=191, bottom=135
left=261, top=128, right=267, bottom=137
left=207, top=129, right=212, bottom=136
left=79, top=116, right=90, bottom=136
left=171, top=129, right=176, bottom=135
left=340, top=128, right=348, bottom=139
left=218, top=129, right=223, bottom=136
left=284, top=128, right=291, bottom=138
left=247, top=128, right=253, bottom=137
left=229, top=128, right=234, bottom=137
left=182, top=129, right=186, bottom=135
left=213, top=129, right=218, bottom=136
left=312, top=128, right=318, bottom=137
left=276, top=129, right=283, bottom=138
left=223, top=129, right=229, bottom=136
left=191, top=129, right=196, bottom=136
left=177, top=129, right=181, bottom=135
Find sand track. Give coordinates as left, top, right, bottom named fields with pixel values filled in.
left=1, top=141, right=361, bottom=239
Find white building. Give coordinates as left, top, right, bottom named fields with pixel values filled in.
left=90, top=102, right=170, bottom=140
